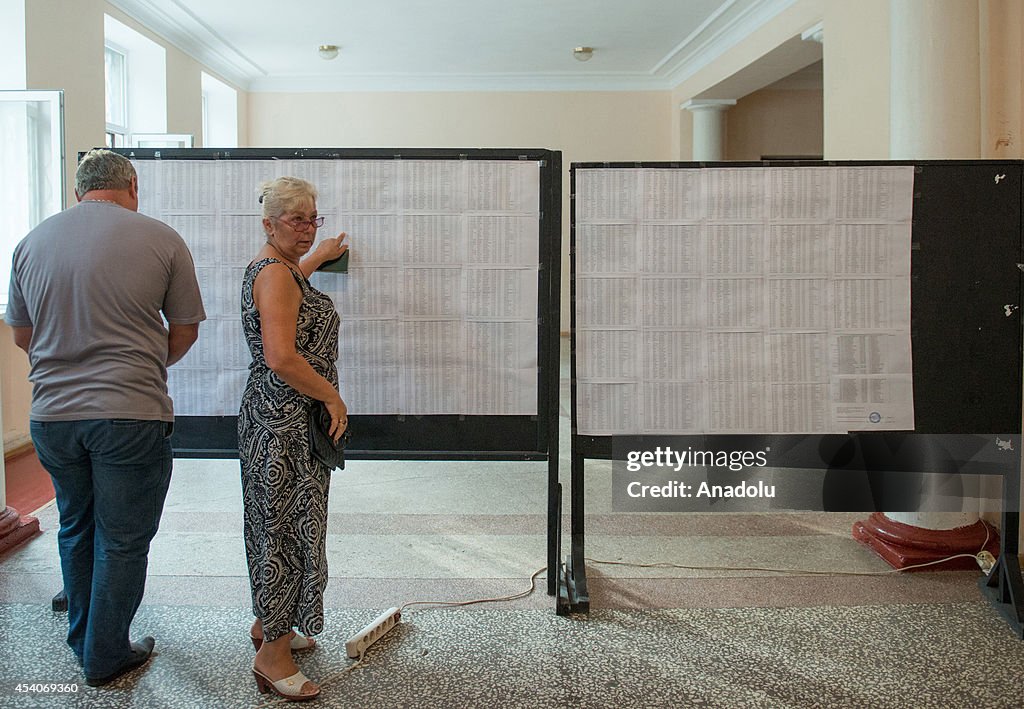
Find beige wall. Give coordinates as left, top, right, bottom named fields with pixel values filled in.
left=726, top=88, right=823, bottom=160
left=0, top=324, right=31, bottom=451
left=669, top=0, right=890, bottom=161
left=104, top=4, right=248, bottom=147
left=671, top=0, right=1024, bottom=161
left=4, top=0, right=247, bottom=450
left=249, top=90, right=675, bottom=331
left=25, top=0, right=106, bottom=204
left=165, top=48, right=203, bottom=143
left=980, top=0, right=1023, bottom=158
left=671, top=0, right=825, bottom=158
left=22, top=1, right=249, bottom=197
left=821, top=0, right=890, bottom=159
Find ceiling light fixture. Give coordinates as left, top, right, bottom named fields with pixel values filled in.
left=573, top=46, right=594, bottom=62
left=318, top=44, right=339, bottom=60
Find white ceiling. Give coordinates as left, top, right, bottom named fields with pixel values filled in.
left=108, top=0, right=822, bottom=93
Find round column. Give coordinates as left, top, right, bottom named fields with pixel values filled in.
left=887, top=0, right=982, bottom=532
left=979, top=0, right=1022, bottom=159
left=682, top=99, right=736, bottom=161
left=852, top=1, right=995, bottom=569
left=890, top=0, right=981, bottom=158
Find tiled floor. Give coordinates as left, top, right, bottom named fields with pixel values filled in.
left=3, top=599, right=1024, bottom=709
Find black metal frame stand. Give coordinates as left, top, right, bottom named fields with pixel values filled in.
left=50, top=147, right=566, bottom=615
left=561, top=160, right=1024, bottom=633
left=980, top=460, right=1024, bottom=637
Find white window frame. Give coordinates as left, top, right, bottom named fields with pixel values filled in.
left=129, top=133, right=194, bottom=148
left=104, top=42, right=128, bottom=147
left=201, top=92, right=209, bottom=147
left=201, top=72, right=238, bottom=148
left=0, top=90, right=65, bottom=310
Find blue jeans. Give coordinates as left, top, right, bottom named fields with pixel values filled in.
left=31, top=419, right=173, bottom=679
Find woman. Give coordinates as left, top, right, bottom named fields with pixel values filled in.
left=238, top=176, right=348, bottom=701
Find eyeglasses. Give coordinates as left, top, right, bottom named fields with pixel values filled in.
left=273, top=215, right=325, bottom=231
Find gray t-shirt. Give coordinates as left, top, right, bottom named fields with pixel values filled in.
left=5, top=200, right=206, bottom=422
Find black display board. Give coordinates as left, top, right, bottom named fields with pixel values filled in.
left=564, top=160, right=1023, bottom=635
left=116, top=147, right=561, bottom=461
left=113, top=147, right=565, bottom=597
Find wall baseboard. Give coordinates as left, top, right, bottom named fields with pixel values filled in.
left=3, top=436, right=34, bottom=460
left=0, top=507, right=40, bottom=554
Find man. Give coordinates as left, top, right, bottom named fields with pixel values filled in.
left=5, top=149, right=205, bottom=686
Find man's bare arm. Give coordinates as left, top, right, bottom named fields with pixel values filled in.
left=167, top=323, right=199, bottom=366
left=11, top=326, right=32, bottom=355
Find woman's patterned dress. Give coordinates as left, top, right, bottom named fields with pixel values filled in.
left=238, top=257, right=340, bottom=641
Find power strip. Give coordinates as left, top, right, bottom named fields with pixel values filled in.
left=345, top=607, right=401, bottom=659
left=976, top=551, right=996, bottom=576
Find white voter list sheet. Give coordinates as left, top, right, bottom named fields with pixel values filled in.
left=143, top=158, right=542, bottom=417
left=574, top=165, right=915, bottom=435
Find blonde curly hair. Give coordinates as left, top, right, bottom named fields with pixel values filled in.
left=258, top=176, right=318, bottom=221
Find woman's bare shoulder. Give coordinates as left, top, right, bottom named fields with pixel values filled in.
left=253, top=260, right=302, bottom=301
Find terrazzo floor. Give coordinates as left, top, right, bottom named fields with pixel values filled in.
left=1, top=601, right=1022, bottom=708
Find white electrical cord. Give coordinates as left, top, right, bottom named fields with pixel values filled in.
left=587, top=521, right=995, bottom=577
left=398, top=566, right=548, bottom=614
left=258, top=567, right=548, bottom=706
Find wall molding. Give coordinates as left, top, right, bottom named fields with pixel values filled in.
left=108, top=0, right=802, bottom=94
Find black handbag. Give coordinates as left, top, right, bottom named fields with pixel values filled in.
left=309, top=402, right=350, bottom=471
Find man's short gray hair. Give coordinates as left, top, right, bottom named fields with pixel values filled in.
left=259, top=177, right=318, bottom=219
left=75, top=149, right=136, bottom=196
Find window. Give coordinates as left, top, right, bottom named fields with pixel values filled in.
left=0, top=90, right=64, bottom=309
left=201, top=72, right=238, bottom=147
left=129, top=133, right=193, bottom=148
left=201, top=92, right=208, bottom=146
left=0, top=0, right=27, bottom=90
left=104, top=44, right=128, bottom=147
left=104, top=15, right=167, bottom=142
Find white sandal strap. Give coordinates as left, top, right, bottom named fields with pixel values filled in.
left=272, top=670, right=314, bottom=696
left=289, top=633, right=314, bottom=650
